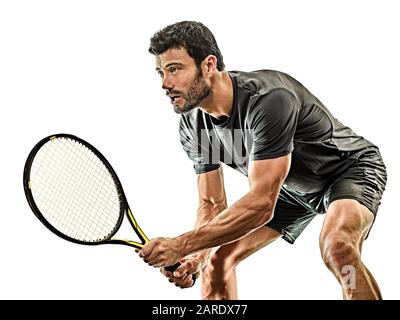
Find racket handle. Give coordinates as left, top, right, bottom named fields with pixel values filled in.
left=164, top=263, right=197, bottom=285
left=164, top=263, right=181, bottom=272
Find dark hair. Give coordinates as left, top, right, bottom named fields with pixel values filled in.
left=149, top=21, right=225, bottom=71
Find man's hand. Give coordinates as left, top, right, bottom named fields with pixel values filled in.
left=160, top=254, right=204, bottom=288
left=138, top=237, right=183, bottom=268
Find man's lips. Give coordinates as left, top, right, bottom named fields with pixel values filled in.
left=170, top=96, right=183, bottom=106
left=167, top=92, right=183, bottom=105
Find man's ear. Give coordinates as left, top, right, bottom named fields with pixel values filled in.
left=203, top=55, right=218, bottom=77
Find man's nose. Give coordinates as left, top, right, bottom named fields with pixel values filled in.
left=161, top=75, right=173, bottom=90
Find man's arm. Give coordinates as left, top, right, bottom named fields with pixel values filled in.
left=160, top=167, right=227, bottom=287
left=192, top=166, right=228, bottom=262
left=179, top=154, right=290, bottom=255
left=140, top=154, right=291, bottom=267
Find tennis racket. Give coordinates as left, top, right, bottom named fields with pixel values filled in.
left=23, top=133, right=182, bottom=273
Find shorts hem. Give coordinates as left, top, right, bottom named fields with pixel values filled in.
left=327, top=195, right=376, bottom=215
left=265, top=224, right=296, bottom=244
left=281, top=231, right=296, bottom=244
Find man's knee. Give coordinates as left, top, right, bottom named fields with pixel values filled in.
left=320, top=200, right=375, bottom=272
left=201, top=248, right=238, bottom=300
left=203, top=248, right=235, bottom=282
left=320, top=233, right=360, bottom=272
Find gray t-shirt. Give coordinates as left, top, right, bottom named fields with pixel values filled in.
left=179, top=70, right=375, bottom=193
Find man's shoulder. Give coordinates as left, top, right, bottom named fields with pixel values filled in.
left=229, top=69, right=287, bottom=78
left=229, top=69, right=300, bottom=96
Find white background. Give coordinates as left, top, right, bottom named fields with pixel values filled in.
left=1, top=0, right=399, bottom=300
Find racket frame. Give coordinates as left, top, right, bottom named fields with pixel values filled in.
left=23, top=133, right=149, bottom=249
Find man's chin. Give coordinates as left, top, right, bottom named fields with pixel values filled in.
left=174, top=104, right=197, bottom=114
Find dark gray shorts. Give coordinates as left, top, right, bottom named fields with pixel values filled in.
left=266, top=147, right=387, bottom=244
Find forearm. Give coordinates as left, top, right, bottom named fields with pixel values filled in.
left=178, top=191, right=273, bottom=257
left=192, top=200, right=227, bottom=264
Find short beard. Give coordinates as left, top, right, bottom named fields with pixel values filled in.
left=174, top=68, right=211, bottom=114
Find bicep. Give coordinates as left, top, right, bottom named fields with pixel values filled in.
left=248, top=154, right=291, bottom=202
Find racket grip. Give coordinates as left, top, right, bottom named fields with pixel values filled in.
left=164, top=263, right=197, bottom=285
left=164, top=263, right=181, bottom=272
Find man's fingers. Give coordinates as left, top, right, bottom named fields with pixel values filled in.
left=169, top=272, right=187, bottom=284
left=173, top=260, right=194, bottom=277
left=159, top=258, right=200, bottom=289
left=139, top=241, right=160, bottom=265
left=163, top=269, right=193, bottom=288
left=175, top=274, right=194, bottom=288
left=139, top=240, right=156, bottom=257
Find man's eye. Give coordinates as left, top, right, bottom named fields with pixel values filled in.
left=157, top=71, right=164, bottom=78
left=170, top=67, right=178, bottom=74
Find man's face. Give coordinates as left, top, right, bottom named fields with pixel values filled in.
left=155, top=48, right=211, bottom=114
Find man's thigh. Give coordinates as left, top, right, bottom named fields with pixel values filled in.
left=322, top=147, right=387, bottom=239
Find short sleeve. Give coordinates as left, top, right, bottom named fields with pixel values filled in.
left=249, top=88, right=299, bottom=160
left=179, top=117, right=220, bottom=174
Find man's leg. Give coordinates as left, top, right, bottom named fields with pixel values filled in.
left=319, top=199, right=381, bottom=299
left=201, top=226, right=281, bottom=300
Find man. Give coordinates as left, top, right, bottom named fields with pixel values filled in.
left=139, top=21, right=387, bottom=300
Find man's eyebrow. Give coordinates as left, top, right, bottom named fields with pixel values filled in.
left=166, top=62, right=184, bottom=68
left=156, top=62, right=184, bottom=71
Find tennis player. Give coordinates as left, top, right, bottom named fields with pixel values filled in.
left=139, top=21, right=387, bottom=300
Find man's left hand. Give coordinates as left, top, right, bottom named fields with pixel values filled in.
left=138, top=237, right=183, bottom=268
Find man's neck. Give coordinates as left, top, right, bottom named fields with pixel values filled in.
left=199, top=71, right=233, bottom=120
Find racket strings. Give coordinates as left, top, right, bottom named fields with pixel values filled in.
left=33, top=140, right=119, bottom=240
left=30, top=138, right=121, bottom=242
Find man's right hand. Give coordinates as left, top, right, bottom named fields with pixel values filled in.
left=160, top=254, right=204, bottom=288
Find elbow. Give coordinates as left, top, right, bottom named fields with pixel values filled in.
left=252, top=200, right=274, bottom=227
left=256, top=209, right=274, bottom=227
